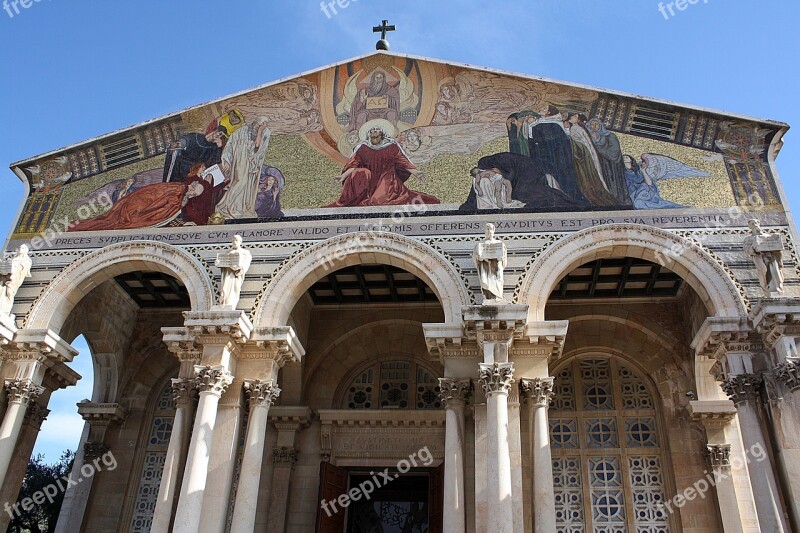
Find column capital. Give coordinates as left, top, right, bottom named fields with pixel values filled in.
left=24, top=403, right=50, bottom=430
left=4, top=379, right=44, bottom=405
left=478, top=362, right=514, bottom=396
left=519, top=377, right=555, bottom=407
left=193, top=365, right=233, bottom=396
left=721, top=373, right=763, bottom=405
left=706, top=443, right=732, bottom=470
left=272, top=446, right=298, bottom=468
left=243, top=379, right=281, bottom=408
left=438, top=378, right=472, bottom=407
left=171, top=378, right=197, bottom=407
left=83, top=442, right=110, bottom=462
left=775, top=359, right=800, bottom=391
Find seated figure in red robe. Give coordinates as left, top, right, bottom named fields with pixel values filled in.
left=69, top=181, right=203, bottom=232
left=326, top=127, right=439, bottom=208
left=183, top=164, right=229, bottom=225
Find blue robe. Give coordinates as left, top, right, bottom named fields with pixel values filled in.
left=625, top=169, right=684, bottom=209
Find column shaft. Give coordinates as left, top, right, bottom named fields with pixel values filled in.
left=439, top=378, right=470, bottom=533
left=173, top=366, right=231, bottom=533
left=520, top=377, right=556, bottom=533
left=480, top=363, right=514, bottom=533
left=0, top=380, right=42, bottom=489
left=231, top=380, right=279, bottom=533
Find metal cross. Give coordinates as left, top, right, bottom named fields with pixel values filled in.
left=373, top=19, right=396, bottom=40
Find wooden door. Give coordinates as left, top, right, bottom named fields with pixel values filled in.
left=315, top=461, right=348, bottom=533
left=428, top=462, right=445, bottom=533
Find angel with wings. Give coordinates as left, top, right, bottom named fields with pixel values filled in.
left=623, top=153, right=709, bottom=209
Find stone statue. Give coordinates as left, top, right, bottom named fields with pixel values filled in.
left=0, top=244, right=32, bottom=319
left=472, top=223, right=507, bottom=304
left=215, top=235, right=252, bottom=309
left=743, top=219, right=785, bottom=295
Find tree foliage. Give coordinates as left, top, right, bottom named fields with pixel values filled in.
left=5, top=450, right=74, bottom=533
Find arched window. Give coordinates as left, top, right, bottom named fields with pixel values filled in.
left=550, top=356, right=671, bottom=532
left=342, top=360, right=441, bottom=410
left=129, top=381, right=175, bottom=532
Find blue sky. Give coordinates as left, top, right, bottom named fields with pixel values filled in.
left=0, top=1, right=798, bottom=461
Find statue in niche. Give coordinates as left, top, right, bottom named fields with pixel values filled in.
left=472, top=223, right=507, bottom=304
left=215, top=235, right=252, bottom=309
left=743, top=219, right=785, bottom=295
left=0, top=244, right=32, bottom=319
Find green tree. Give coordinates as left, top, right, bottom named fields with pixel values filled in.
left=5, top=451, right=75, bottom=533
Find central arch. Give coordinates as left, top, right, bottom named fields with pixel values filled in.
left=26, top=240, right=215, bottom=332
left=517, top=224, right=748, bottom=322
left=252, top=231, right=471, bottom=327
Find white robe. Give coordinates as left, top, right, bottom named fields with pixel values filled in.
left=216, top=125, right=272, bottom=219
left=472, top=239, right=507, bottom=301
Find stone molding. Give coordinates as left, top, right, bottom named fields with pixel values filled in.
left=688, top=400, right=738, bottom=429
left=775, top=359, right=800, bottom=391
left=517, top=223, right=748, bottom=322
left=245, top=326, right=305, bottom=365
left=193, top=365, right=233, bottom=396
left=750, top=298, right=800, bottom=349
left=478, top=362, right=515, bottom=396
left=519, top=377, right=555, bottom=407
left=244, top=379, right=281, bottom=408
left=706, top=444, right=732, bottom=469
left=76, top=401, right=128, bottom=426
left=721, top=374, right=763, bottom=405
left=438, top=378, right=472, bottom=407
left=463, top=305, right=528, bottom=347
left=25, top=240, right=215, bottom=330
left=4, top=379, right=44, bottom=405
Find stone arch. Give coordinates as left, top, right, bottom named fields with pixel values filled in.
left=517, top=223, right=747, bottom=322
left=253, top=231, right=471, bottom=327
left=26, top=240, right=215, bottom=332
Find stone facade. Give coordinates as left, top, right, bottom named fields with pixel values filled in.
left=1, top=52, right=799, bottom=533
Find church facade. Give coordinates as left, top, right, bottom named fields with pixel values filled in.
left=0, top=50, right=799, bottom=532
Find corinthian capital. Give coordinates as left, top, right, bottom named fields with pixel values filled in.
left=706, top=444, right=732, bottom=469
left=775, top=359, right=800, bottom=392
left=438, top=378, right=472, bottom=407
left=4, top=379, right=44, bottom=405
left=519, top=377, right=555, bottom=407
left=243, top=379, right=281, bottom=408
left=478, top=362, right=514, bottom=396
left=171, top=378, right=196, bottom=407
left=721, top=374, right=763, bottom=405
left=193, top=365, right=233, bottom=396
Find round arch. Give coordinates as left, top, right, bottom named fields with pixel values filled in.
left=517, top=224, right=747, bottom=322
left=26, top=240, right=215, bottom=332
left=252, top=231, right=471, bottom=327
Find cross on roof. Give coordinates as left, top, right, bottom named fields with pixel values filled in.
left=373, top=19, right=396, bottom=50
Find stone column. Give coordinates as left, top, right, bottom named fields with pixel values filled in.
left=0, top=379, right=43, bottom=488
left=479, top=362, right=515, bottom=533
left=519, top=377, right=556, bottom=533
left=173, top=365, right=233, bottom=533
left=150, top=379, right=196, bottom=533
left=229, top=380, right=280, bottom=533
left=722, top=374, right=789, bottom=532
left=439, top=378, right=471, bottom=533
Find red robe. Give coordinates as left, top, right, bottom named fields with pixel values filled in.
left=325, top=142, right=440, bottom=208
left=69, top=183, right=187, bottom=231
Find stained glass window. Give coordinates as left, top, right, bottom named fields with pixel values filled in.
left=550, top=357, right=670, bottom=532
left=342, top=360, right=441, bottom=410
